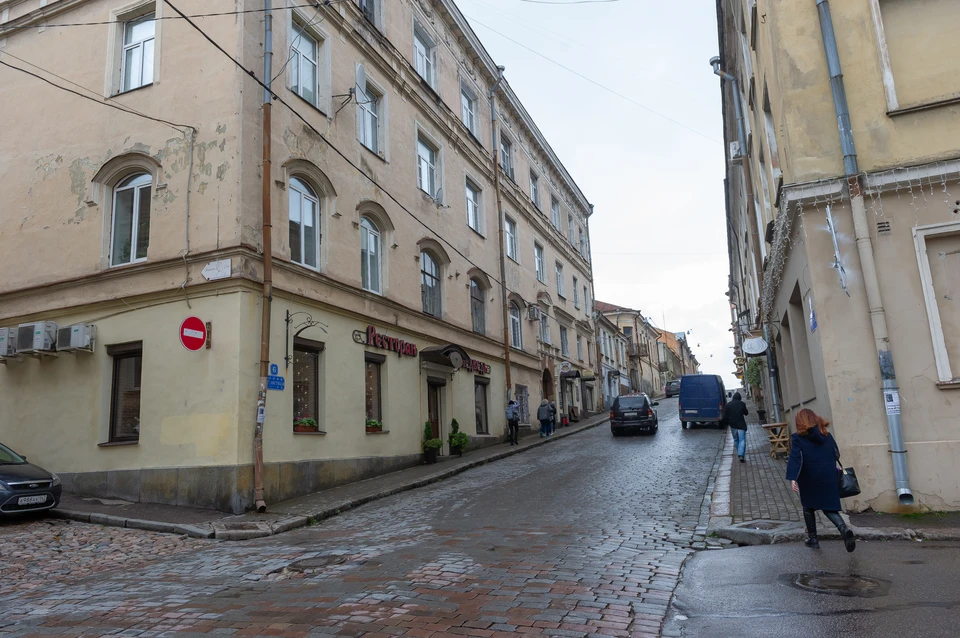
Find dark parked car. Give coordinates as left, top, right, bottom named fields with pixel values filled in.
left=610, top=394, right=659, bottom=436
left=0, top=442, right=61, bottom=515
left=664, top=380, right=681, bottom=397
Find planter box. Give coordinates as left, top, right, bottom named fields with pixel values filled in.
left=293, top=424, right=319, bottom=433
left=365, top=426, right=384, bottom=434
left=423, top=448, right=439, bottom=464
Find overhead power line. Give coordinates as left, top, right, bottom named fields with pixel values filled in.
left=0, top=58, right=190, bottom=132
left=463, top=15, right=722, bottom=144
left=160, top=0, right=580, bottom=328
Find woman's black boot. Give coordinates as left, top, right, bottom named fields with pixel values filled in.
left=803, top=509, right=820, bottom=549
left=825, top=511, right=856, bottom=552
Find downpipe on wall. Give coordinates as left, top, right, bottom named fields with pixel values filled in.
left=815, top=0, right=913, bottom=505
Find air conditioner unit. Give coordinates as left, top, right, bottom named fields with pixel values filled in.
left=729, top=141, right=743, bottom=163
left=527, top=306, right=541, bottom=321
left=16, top=321, right=58, bottom=354
left=0, top=328, right=17, bottom=358
left=57, top=323, right=96, bottom=353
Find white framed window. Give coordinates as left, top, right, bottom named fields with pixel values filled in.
left=551, top=197, right=561, bottom=230
left=573, top=276, right=580, bottom=308
left=110, top=173, right=152, bottom=267
left=360, top=216, right=382, bottom=294
left=460, top=82, right=479, bottom=137
left=413, top=23, right=436, bottom=88
left=584, top=285, right=590, bottom=315
left=577, top=334, right=583, bottom=360
left=540, top=311, right=550, bottom=344
left=358, top=0, right=379, bottom=27
left=529, top=172, right=541, bottom=209
left=567, top=215, right=575, bottom=244
left=356, top=70, right=383, bottom=156
left=288, top=177, right=320, bottom=269
left=420, top=251, right=442, bottom=317
left=500, top=136, right=514, bottom=180
left=505, top=217, right=518, bottom=261
left=417, top=135, right=439, bottom=197
left=509, top=302, right=523, bottom=349
left=579, top=228, right=586, bottom=256
left=556, top=262, right=565, bottom=298
left=560, top=327, right=569, bottom=356
left=466, top=179, right=482, bottom=233
left=120, top=13, right=155, bottom=92
left=534, top=243, right=545, bottom=282
left=291, top=21, right=320, bottom=106
left=913, top=220, right=960, bottom=384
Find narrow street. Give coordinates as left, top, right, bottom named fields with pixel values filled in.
left=0, top=400, right=730, bottom=637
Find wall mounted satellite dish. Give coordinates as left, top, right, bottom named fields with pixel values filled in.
left=742, top=337, right=768, bottom=356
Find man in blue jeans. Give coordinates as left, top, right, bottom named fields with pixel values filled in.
left=722, top=392, right=750, bottom=462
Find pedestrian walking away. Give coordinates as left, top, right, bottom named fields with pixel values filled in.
left=549, top=400, right=558, bottom=437
left=506, top=399, right=520, bottom=446
left=722, top=391, right=749, bottom=462
left=537, top=399, right=552, bottom=438
left=785, top=409, right=857, bottom=552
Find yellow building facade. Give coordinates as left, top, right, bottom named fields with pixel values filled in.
left=0, top=0, right=597, bottom=512
left=718, top=0, right=960, bottom=511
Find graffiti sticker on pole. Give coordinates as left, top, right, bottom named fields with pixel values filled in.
left=884, top=391, right=900, bottom=415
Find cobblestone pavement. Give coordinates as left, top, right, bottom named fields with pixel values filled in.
left=1, top=399, right=731, bottom=637
left=0, top=516, right=204, bottom=593
left=729, top=423, right=802, bottom=523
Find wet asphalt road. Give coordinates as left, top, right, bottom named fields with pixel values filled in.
left=0, top=398, right=730, bottom=636
left=665, top=540, right=960, bottom=637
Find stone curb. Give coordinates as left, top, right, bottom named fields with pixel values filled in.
left=709, top=521, right=960, bottom=545
left=50, top=417, right=608, bottom=541
left=49, top=508, right=216, bottom=539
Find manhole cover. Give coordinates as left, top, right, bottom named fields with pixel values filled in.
left=289, top=555, right=348, bottom=571
left=781, top=572, right=891, bottom=598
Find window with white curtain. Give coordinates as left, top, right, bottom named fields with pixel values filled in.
left=288, top=177, right=320, bottom=269
left=505, top=217, right=518, bottom=261
left=360, top=216, right=382, bottom=294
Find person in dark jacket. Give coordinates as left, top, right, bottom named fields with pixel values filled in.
left=722, top=392, right=749, bottom=462
left=537, top=399, right=552, bottom=438
left=549, top=401, right=558, bottom=436
left=785, top=409, right=856, bottom=552
left=505, top=400, right=520, bottom=446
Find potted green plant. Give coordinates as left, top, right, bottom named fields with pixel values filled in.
left=366, top=419, right=384, bottom=433
left=423, top=421, right=443, bottom=464
left=293, top=416, right=318, bottom=433
left=448, top=418, right=468, bottom=457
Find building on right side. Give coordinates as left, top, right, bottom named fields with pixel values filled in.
left=715, top=0, right=960, bottom=512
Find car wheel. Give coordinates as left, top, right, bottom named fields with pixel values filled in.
left=681, top=421, right=688, bottom=429
left=611, top=430, right=619, bottom=437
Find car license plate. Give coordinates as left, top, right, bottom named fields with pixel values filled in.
left=685, top=410, right=697, bottom=414
left=17, top=495, right=47, bottom=506
left=624, top=412, right=637, bottom=418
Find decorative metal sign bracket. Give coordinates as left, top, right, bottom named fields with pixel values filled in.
left=285, top=310, right=328, bottom=369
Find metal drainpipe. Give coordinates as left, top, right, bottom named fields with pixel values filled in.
left=489, top=66, right=509, bottom=401
left=815, top=0, right=913, bottom=504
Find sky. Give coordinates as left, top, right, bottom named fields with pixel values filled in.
left=461, top=0, right=738, bottom=388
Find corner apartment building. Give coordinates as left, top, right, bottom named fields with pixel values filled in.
left=594, top=301, right=663, bottom=398
left=716, top=0, right=960, bottom=511
left=0, top=0, right=596, bottom=512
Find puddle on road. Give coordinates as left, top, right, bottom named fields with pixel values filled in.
left=781, top=571, right=891, bottom=598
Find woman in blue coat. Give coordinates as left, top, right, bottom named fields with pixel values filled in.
left=785, top=409, right=856, bottom=552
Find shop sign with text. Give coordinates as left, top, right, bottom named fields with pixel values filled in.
left=354, top=325, right=418, bottom=357
left=464, top=358, right=491, bottom=375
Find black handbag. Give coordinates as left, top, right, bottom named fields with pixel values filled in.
left=838, top=466, right=861, bottom=498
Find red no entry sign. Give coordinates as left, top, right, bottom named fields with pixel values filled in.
left=180, top=316, right=207, bottom=351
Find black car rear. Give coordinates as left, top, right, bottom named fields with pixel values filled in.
left=0, top=442, right=61, bottom=515
left=610, top=394, right=659, bottom=436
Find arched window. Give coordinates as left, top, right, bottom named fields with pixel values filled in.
left=420, top=251, right=441, bottom=317
left=360, top=216, right=382, bottom=294
left=509, top=302, right=523, bottom=349
left=470, top=279, right=485, bottom=334
left=110, top=173, right=152, bottom=267
left=289, top=177, right=320, bottom=268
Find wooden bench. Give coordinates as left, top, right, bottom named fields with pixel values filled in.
left=762, top=422, right=791, bottom=458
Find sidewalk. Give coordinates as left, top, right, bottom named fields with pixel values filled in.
left=52, top=412, right=610, bottom=540
left=708, top=413, right=960, bottom=545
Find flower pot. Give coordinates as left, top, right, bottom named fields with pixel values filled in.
left=424, top=448, right=439, bottom=464
left=366, top=426, right=383, bottom=433
left=450, top=445, right=462, bottom=457
left=294, top=424, right=318, bottom=433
